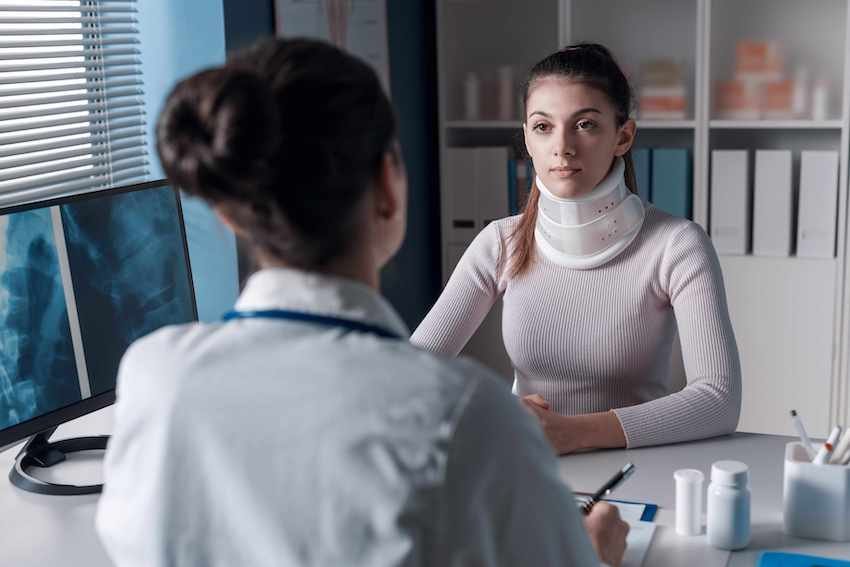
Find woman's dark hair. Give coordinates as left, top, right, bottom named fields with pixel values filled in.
left=508, top=43, right=636, bottom=278
left=156, top=37, right=397, bottom=269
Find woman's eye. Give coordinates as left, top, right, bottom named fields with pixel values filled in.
left=576, top=119, right=597, bottom=130
left=533, top=123, right=551, bottom=133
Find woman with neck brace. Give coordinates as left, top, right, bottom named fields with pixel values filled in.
left=412, top=44, right=742, bottom=454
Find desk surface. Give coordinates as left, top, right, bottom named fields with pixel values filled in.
left=1, top=408, right=849, bottom=566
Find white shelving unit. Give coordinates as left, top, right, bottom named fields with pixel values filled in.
left=436, top=0, right=850, bottom=436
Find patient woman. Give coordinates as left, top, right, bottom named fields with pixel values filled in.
left=95, top=38, right=629, bottom=567
left=412, top=44, right=742, bottom=454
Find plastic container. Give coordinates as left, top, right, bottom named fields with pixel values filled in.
left=675, top=469, right=704, bottom=536
left=706, top=460, right=751, bottom=550
left=784, top=441, right=850, bottom=541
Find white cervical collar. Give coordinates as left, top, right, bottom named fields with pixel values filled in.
left=534, top=158, right=645, bottom=270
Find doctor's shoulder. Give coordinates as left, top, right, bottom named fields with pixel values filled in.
left=114, top=321, right=215, bottom=395
left=403, top=343, right=540, bottom=443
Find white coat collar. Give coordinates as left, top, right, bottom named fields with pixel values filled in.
left=234, top=268, right=410, bottom=338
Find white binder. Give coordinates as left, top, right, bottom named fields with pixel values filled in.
left=753, top=150, right=793, bottom=257
left=710, top=150, right=750, bottom=255
left=797, top=150, right=839, bottom=258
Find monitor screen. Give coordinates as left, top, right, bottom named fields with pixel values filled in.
left=0, top=180, right=196, bottom=447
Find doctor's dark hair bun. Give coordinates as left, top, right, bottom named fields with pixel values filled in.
left=156, top=37, right=397, bottom=268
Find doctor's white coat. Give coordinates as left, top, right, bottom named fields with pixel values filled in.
left=95, top=268, right=599, bottom=567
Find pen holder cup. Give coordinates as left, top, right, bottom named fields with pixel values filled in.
left=783, top=442, right=850, bottom=542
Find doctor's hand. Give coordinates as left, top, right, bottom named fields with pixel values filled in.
left=583, top=502, right=629, bottom=567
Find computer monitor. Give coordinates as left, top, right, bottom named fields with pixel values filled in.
left=0, top=180, right=197, bottom=495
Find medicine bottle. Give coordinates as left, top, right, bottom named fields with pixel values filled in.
left=706, top=460, right=750, bottom=550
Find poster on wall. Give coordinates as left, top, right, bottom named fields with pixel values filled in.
left=274, top=0, right=390, bottom=93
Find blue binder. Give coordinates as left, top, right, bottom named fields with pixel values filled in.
left=651, top=148, right=692, bottom=219
left=631, top=148, right=652, bottom=203
left=758, top=552, right=850, bottom=567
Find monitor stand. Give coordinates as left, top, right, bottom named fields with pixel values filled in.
left=9, top=428, right=109, bottom=495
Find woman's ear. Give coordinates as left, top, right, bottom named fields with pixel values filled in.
left=614, top=118, right=636, bottom=157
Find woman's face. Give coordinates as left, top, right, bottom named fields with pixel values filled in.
left=523, top=76, right=635, bottom=199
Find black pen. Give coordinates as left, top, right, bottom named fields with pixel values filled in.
left=581, top=462, right=636, bottom=515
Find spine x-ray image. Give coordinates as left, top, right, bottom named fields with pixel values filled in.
left=0, top=186, right=195, bottom=431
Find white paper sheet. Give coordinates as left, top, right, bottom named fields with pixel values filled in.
left=575, top=497, right=657, bottom=567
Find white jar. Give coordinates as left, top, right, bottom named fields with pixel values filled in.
left=706, top=460, right=750, bottom=550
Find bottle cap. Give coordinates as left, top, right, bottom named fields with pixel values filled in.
left=711, top=460, right=749, bottom=487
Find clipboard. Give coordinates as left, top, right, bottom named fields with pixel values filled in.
left=573, top=493, right=658, bottom=522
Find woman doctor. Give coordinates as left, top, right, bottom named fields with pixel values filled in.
left=95, top=38, right=630, bottom=567
left=412, top=44, right=742, bottom=455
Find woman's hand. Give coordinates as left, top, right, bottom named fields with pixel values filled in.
left=520, top=395, right=628, bottom=455
left=521, top=397, right=582, bottom=454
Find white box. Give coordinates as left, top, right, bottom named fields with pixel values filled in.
left=710, top=150, right=750, bottom=255
left=752, top=150, right=793, bottom=256
left=797, top=151, right=839, bottom=258
left=444, top=148, right=477, bottom=244
left=474, top=147, right=510, bottom=227
left=784, top=442, right=850, bottom=541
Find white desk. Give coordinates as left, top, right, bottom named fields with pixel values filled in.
left=1, top=408, right=849, bottom=566
left=559, top=433, right=850, bottom=566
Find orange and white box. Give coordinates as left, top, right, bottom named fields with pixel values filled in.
left=715, top=80, right=760, bottom=119
left=736, top=40, right=783, bottom=81
left=761, top=79, right=793, bottom=119
left=639, top=85, right=687, bottom=120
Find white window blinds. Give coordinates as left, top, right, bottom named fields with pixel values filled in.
left=0, top=0, right=147, bottom=207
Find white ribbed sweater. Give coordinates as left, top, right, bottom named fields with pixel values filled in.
left=411, top=206, right=742, bottom=448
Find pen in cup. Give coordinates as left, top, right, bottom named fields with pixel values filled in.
left=813, top=425, right=842, bottom=465
left=790, top=410, right=817, bottom=460
left=581, top=462, right=636, bottom=515
left=829, top=427, right=850, bottom=465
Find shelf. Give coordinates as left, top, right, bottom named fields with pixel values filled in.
left=636, top=120, right=696, bottom=129
left=445, top=120, right=522, bottom=130
left=718, top=254, right=836, bottom=266
left=710, top=120, right=844, bottom=130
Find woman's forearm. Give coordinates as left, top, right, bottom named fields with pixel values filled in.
left=554, top=411, right=627, bottom=454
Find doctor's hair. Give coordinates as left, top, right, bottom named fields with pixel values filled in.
left=506, top=43, right=637, bottom=279
left=156, top=37, right=397, bottom=269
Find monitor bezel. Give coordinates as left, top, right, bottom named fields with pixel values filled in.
left=0, top=179, right=198, bottom=452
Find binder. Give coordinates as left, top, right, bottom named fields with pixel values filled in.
left=797, top=150, right=839, bottom=258
left=753, top=150, right=792, bottom=257
left=651, top=148, right=692, bottom=218
left=474, top=147, right=510, bottom=227
left=444, top=148, right=477, bottom=244
left=631, top=148, right=652, bottom=203
left=710, top=150, right=750, bottom=255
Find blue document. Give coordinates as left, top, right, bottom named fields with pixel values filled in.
left=758, top=552, right=850, bottom=566
left=651, top=148, right=692, bottom=219
left=631, top=148, right=652, bottom=203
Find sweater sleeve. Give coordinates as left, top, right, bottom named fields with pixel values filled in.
left=612, top=222, right=742, bottom=448
left=411, top=222, right=504, bottom=356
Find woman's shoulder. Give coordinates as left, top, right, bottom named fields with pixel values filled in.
left=641, top=205, right=711, bottom=251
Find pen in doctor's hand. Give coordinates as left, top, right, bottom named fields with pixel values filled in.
left=581, top=462, right=636, bottom=515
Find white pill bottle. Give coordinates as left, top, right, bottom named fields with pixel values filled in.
left=706, top=460, right=751, bottom=550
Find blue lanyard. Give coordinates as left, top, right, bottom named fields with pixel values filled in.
left=222, top=309, right=402, bottom=340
